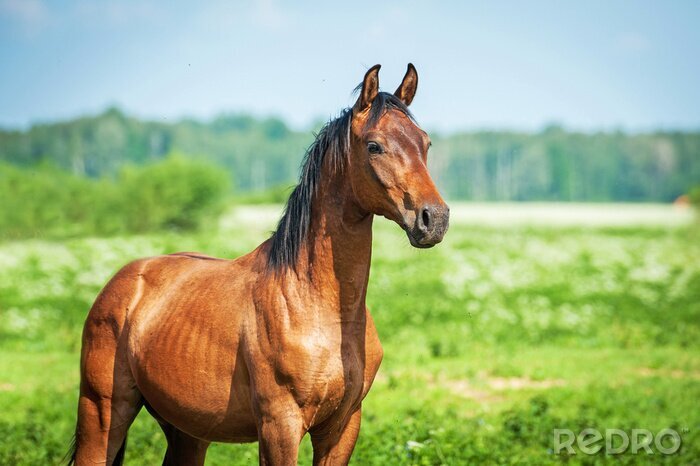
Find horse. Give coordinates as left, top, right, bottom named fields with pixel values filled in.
left=67, top=63, right=449, bottom=466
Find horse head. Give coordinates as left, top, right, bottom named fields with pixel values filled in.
left=348, top=64, right=449, bottom=248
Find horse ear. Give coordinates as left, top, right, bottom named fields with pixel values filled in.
left=394, top=63, right=418, bottom=106
left=355, top=64, right=381, bottom=112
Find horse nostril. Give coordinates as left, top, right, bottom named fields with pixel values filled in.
left=412, top=204, right=448, bottom=246
left=421, top=208, right=431, bottom=230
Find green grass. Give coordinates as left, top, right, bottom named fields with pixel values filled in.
left=1, top=205, right=699, bottom=464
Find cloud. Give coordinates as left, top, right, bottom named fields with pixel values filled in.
left=251, top=0, right=288, bottom=31
left=73, top=0, right=162, bottom=26
left=192, top=0, right=291, bottom=35
left=0, top=0, right=49, bottom=36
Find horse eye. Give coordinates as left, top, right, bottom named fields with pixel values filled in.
left=367, top=141, right=383, bottom=155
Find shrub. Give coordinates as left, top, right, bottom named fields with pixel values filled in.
left=0, top=155, right=230, bottom=239
left=117, top=155, right=230, bottom=233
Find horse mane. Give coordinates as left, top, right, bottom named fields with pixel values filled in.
left=267, top=91, right=413, bottom=271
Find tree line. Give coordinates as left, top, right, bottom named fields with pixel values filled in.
left=1, top=107, right=698, bottom=202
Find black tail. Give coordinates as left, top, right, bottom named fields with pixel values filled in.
left=64, top=434, right=77, bottom=465
left=64, top=431, right=128, bottom=466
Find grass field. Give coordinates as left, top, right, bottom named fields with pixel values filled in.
left=1, top=203, right=699, bottom=465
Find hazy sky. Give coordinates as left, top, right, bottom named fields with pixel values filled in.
left=1, top=0, right=699, bottom=132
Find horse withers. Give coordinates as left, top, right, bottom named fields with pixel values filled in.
left=68, top=63, right=449, bottom=466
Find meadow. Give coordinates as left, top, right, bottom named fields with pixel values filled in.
left=0, top=204, right=698, bottom=465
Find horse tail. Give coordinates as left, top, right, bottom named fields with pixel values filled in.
left=64, top=431, right=77, bottom=465
left=64, top=430, right=129, bottom=465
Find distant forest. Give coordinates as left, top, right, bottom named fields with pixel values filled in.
left=1, top=107, right=699, bottom=202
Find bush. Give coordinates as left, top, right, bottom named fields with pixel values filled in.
left=0, top=155, right=230, bottom=239
left=117, top=156, right=230, bottom=232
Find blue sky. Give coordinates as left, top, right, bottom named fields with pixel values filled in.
left=1, top=0, right=699, bottom=132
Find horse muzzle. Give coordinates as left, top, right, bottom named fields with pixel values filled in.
left=406, top=203, right=450, bottom=248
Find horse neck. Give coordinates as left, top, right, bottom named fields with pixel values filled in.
left=303, top=162, right=373, bottom=321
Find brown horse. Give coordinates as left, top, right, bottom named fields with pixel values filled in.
left=68, top=64, right=449, bottom=466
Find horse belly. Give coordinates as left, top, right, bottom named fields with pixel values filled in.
left=128, top=304, right=258, bottom=442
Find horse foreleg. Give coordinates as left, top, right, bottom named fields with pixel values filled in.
left=256, top=410, right=305, bottom=466
left=310, top=407, right=362, bottom=466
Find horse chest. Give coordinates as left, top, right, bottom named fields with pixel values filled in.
left=275, top=329, right=370, bottom=425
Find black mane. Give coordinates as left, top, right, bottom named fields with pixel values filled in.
left=267, top=92, right=413, bottom=271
